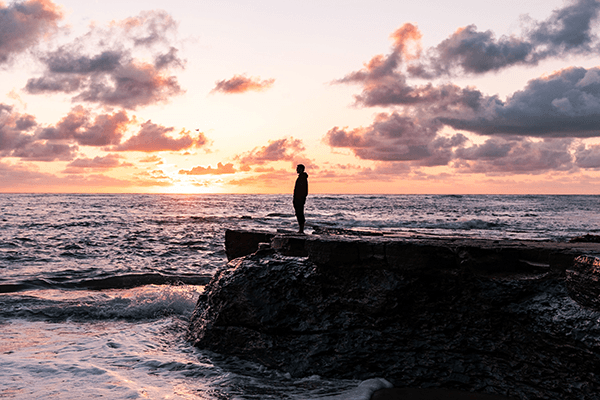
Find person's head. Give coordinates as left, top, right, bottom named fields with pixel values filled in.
left=296, top=164, right=305, bottom=174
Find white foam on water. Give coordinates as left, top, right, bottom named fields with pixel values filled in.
left=0, top=318, right=219, bottom=399
left=1, top=285, right=203, bottom=321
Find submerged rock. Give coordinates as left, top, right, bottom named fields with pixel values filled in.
left=189, top=231, right=600, bottom=400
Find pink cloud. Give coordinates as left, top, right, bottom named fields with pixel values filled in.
left=113, top=121, right=208, bottom=152
left=39, top=106, right=130, bottom=146
left=0, top=104, right=37, bottom=154
left=63, top=154, right=131, bottom=174
left=0, top=0, right=63, bottom=64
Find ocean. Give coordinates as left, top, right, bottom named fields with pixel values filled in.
left=2, top=193, right=600, bottom=399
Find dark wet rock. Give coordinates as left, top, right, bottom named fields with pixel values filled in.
left=566, top=255, right=600, bottom=309
left=570, top=234, right=600, bottom=243
left=189, top=231, right=600, bottom=400
left=224, top=229, right=275, bottom=260
left=371, top=387, right=514, bottom=400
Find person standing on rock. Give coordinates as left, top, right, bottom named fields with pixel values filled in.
left=293, top=164, right=308, bottom=234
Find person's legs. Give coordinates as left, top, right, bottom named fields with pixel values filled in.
left=294, top=201, right=305, bottom=233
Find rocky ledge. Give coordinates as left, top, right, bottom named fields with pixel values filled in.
left=188, top=229, right=600, bottom=400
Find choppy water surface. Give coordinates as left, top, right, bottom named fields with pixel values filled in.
left=1, top=194, right=600, bottom=399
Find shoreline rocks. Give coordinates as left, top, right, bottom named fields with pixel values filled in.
left=188, top=230, right=600, bottom=400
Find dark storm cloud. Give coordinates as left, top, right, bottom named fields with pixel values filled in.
left=64, top=154, right=129, bottom=173
left=412, top=0, right=600, bottom=77
left=70, top=64, right=183, bottom=109
left=235, top=138, right=305, bottom=169
left=113, top=121, right=208, bottom=152
left=530, top=0, right=600, bottom=52
left=212, top=74, right=275, bottom=94
left=43, top=50, right=123, bottom=74
left=454, top=138, right=574, bottom=174
left=327, top=0, right=600, bottom=175
left=440, top=67, right=600, bottom=137
left=0, top=0, right=62, bottom=64
left=38, top=106, right=130, bottom=146
left=24, top=10, right=185, bottom=109
left=574, top=144, right=600, bottom=168
left=323, top=112, right=466, bottom=165
left=178, top=162, right=236, bottom=175
left=10, top=141, right=77, bottom=161
left=411, top=26, right=535, bottom=77
left=338, top=0, right=600, bottom=109
left=0, top=103, right=37, bottom=155
left=24, top=75, right=82, bottom=93
left=1, top=104, right=77, bottom=161
left=323, top=111, right=576, bottom=174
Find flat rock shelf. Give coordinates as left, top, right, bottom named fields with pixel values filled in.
left=188, top=229, right=600, bottom=400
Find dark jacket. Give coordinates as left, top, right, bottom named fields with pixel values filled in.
left=293, top=172, right=308, bottom=203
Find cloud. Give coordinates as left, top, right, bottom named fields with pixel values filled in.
left=11, top=141, right=78, bottom=161
left=439, top=67, right=600, bottom=138
left=179, top=162, right=235, bottom=175
left=63, top=153, right=131, bottom=173
left=2, top=104, right=206, bottom=162
left=0, top=0, right=63, bottom=64
left=324, top=112, right=577, bottom=174
left=139, top=155, right=163, bottom=163
left=115, top=10, right=179, bottom=48
left=235, top=137, right=305, bottom=169
left=324, top=112, right=466, bottom=166
left=411, top=0, right=600, bottom=78
left=113, top=120, right=208, bottom=152
left=38, top=106, right=130, bottom=146
left=337, top=0, right=600, bottom=108
left=574, top=143, right=600, bottom=169
left=24, top=10, right=185, bottom=109
left=327, top=0, right=600, bottom=176
left=0, top=104, right=75, bottom=161
left=211, top=74, right=275, bottom=94
left=454, top=138, right=574, bottom=174
left=0, top=104, right=37, bottom=155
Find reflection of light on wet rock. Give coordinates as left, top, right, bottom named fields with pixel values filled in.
left=566, top=255, right=600, bottom=309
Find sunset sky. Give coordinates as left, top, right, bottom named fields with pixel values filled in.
left=2, top=0, right=600, bottom=194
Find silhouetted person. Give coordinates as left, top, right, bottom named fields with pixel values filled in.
left=293, top=164, right=308, bottom=233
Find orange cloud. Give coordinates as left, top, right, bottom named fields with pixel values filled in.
left=236, top=137, right=305, bottom=169
left=211, top=74, right=275, bottom=94
left=179, top=162, right=235, bottom=175
left=390, top=23, right=422, bottom=60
